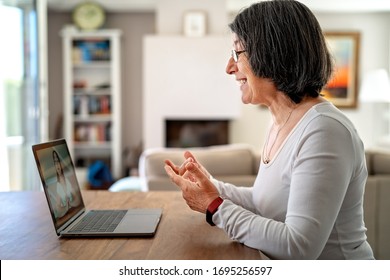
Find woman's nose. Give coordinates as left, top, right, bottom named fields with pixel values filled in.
left=225, top=57, right=237, bottom=75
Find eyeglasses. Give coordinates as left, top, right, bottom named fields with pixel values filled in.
left=231, top=49, right=246, bottom=62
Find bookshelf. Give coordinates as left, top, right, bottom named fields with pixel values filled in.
left=61, top=27, right=122, bottom=181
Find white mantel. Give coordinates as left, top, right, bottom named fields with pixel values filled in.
left=143, top=35, right=241, bottom=149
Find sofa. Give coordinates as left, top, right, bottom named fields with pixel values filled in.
left=363, top=149, right=390, bottom=260
left=138, top=144, right=260, bottom=191
left=134, top=144, right=390, bottom=259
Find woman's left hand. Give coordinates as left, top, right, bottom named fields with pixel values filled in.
left=164, top=161, right=220, bottom=213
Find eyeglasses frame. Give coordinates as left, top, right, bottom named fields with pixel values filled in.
left=231, top=49, right=246, bottom=62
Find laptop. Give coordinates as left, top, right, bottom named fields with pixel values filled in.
left=32, top=138, right=162, bottom=237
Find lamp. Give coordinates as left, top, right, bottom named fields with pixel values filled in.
left=359, top=69, right=390, bottom=147
left=359, top=69, right=390, bottom=102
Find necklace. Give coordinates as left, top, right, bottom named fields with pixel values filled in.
left=263, top=110, right=294, bottom=164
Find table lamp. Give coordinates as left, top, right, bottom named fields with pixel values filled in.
left=359, top=68, right=390, bottom=147
left=360, top=69, right=390, bottom=103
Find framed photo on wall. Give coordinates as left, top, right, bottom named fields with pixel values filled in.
left=321, top=32, right=360, bottom=108
left=183, top=11, right=207, bottom=37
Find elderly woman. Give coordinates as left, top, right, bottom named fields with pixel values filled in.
left=164, top=0, right=374, bottom=260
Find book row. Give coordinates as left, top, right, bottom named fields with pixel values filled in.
left=74, top=123, right=112, bottom=143
left=72, top=39, right=111, bottom=63
left=74, top=95, right=111, bottom=115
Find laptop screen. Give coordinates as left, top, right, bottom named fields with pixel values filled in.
left=32, top=139, right=85, bottom=232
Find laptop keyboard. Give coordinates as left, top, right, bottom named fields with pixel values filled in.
left=70, top=210, right=127, bottom=233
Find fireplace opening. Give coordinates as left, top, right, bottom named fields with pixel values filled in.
left=165, top=119, right=229, bottom=148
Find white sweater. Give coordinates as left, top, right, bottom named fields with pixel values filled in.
left=212, top=102, right=374, bottom=259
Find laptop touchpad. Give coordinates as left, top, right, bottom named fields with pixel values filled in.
left=115, top=209, right=162, bottom=235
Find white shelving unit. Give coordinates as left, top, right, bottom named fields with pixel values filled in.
left=61, top=27, right=122, bottom=181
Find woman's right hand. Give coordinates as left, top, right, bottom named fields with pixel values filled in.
left=164, top=159, right=219, bottom=213
left=164, top=151, right=211, bottom=180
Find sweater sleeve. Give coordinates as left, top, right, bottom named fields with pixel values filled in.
left=213, top=116, right=360, bottom=259
left=211, top=178, right=257, bottom=213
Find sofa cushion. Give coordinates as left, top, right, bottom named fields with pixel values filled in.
left=139, top=144, right=257, bottom=178
left=363, top=177, right=377, bottom=256
left=376, top=176, right=390, bottom=260
left=372, top=152, right=390, bottom=175
left=365, top=152, right=372, bottom=175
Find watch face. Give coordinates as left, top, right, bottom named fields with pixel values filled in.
left=73, top=2, right=106, bottom=30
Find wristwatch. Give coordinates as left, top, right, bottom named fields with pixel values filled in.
left=206, top=197, right=224, bottom=226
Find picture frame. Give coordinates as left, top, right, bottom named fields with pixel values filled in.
left=183, top=11, right=207, bottom=37
left=321, top=32, right=360, bottom=108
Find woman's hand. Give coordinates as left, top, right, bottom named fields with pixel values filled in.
left=164, top=160, right=219, bottom=213
left=164, top=151, right=211, bottom=179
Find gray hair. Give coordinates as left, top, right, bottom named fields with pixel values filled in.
left=229, top=0, right=333, bottom=103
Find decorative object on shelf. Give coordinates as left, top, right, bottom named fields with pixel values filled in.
left=72, top=1, right=106, bottom=30
left=321, top=32, right=360, bottom=108
left=183, top=11, right=207, bottom=37
left=72, top=39, right=111, bottom=63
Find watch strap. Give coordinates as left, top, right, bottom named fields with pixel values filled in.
left=206, top=197, right=223, bottom=226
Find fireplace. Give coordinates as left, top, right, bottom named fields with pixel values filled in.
left=165, top=119, right=229, bottom=148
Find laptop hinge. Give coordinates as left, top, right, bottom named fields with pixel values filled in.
left=57, top=209, right=86, bottom=235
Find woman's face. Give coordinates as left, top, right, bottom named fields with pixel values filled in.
left=226, top=33, right=277, bottom=106
left=53, top=153, right=62, bottom=174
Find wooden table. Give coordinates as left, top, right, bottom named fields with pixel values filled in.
left=0, top=191, right=267, bottom=260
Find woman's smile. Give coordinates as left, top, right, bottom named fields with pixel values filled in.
left=237, top=78, right=247, bottom=88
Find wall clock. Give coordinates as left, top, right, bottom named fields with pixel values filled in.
left=72, top=1, right=106, bottom=30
